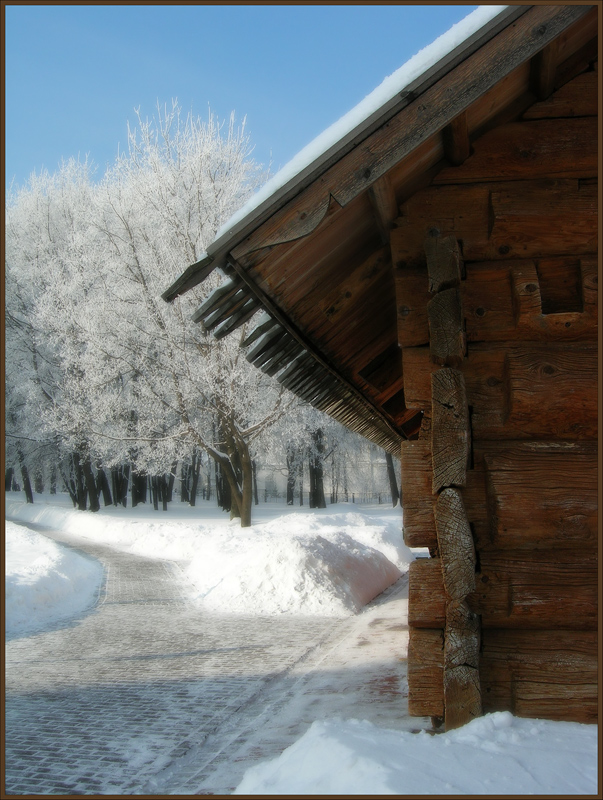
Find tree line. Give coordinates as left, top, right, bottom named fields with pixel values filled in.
left=5, top=102, right=399, bottom=525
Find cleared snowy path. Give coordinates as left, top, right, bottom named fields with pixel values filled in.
left=5, top=523, right=421, bottom=795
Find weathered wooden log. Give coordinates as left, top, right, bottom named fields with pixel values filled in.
left=463, top=256, right=597, bottom=342
left=408, top=628, right=444, bottom=718
left=408, top=559, right=446, bottom=628
left=406, top=340, right=598, bottom=440
left=431, top=369, right=470, bottom=493
left=401, top=439, right=436, bottom=550
left=425, top=232, right=463, bottom=294
left=392, top=258, right=431, bottom=348
left=427, top=288, right=465, bottom=367
left=445, top=599, right=480, bottom=669
left=435, top=488, right=476, bottom=601
left=523, top=70, right=597, bottom=119
left=394, top=178, right=597, bottom=267
left=444, top=666, right=482, bottom=730
left=442, top=111, right=470, bottom=167
left=435, top=117, right=596, bottom=184
left=530, top=38, right=559, bottom=100
left=411, top=551, right=598, bottom=631
left=480, top=629, right=597, bottom=723
left=484, top=442, right=598, bottom=549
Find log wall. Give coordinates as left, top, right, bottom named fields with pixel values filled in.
left=397, top=64, right=598, bottom=728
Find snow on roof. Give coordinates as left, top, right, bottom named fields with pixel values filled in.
left=213, top=5, right=510, bottom=248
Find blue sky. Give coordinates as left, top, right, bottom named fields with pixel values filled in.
left=5, top=4, right=477, bottom=190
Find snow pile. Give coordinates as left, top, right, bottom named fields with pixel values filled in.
left=184, top=526, right=401, bottom=616
left=234, top=713, right=598, bottom=796
left=5, top=521, right=104, bottom=637
left=5, top=496, right=409, bottom=618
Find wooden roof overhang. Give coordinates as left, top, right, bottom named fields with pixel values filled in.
left=164, top=4, right=598, bottom=455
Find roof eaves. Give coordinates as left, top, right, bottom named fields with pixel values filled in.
left=163, top=5, right=529, bottom=302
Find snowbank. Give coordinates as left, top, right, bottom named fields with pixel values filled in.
left=5, top=495, right=411, bottom=618
left=234, top=713, right=598, bottom=795
left=5, top=521, right=104, bottom=637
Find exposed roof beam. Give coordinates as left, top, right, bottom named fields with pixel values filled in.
left=224, top=254, right=406, bottom=444
left=162, top=5, right=536, bottom=301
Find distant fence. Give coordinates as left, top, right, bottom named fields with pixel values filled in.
left=259, top=490, right=393, bottom=506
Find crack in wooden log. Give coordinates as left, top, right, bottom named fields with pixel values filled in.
left=431, top=368, right=470, bottom=493
left=425, top=232, right=463, bottom=293
left=435, top=488, right=476, bottom=602
left=427, top=287, right=466, bottom=366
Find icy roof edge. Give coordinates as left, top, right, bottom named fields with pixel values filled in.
left=164, top=5, right=526, bottom=300
left=212, top=6, right=520, bottom=246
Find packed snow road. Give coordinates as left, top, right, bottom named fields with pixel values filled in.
left=4, top=522, right=417, bottom=795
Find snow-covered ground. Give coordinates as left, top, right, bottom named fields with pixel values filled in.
left=5, top=492, right=598, bottom=795
left=5, top=493, right=410, bottom=617
left=5, top=520, right=104, bottom=637
left=235, top=714, right=598, bottom=796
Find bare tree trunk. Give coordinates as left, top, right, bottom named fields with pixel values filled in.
left=96, top=467, right=113, bottom=506
left=151, top=476, right=159, bottom=510
left=252, top=459, right=259, bottom=505
left=34, top=470, right=44, bottom=495
left=286, top=443, right=297, bottom=505
left=82, top=445, right=100, bottom=511
left=72, top=452, right=87, bottom=510
left=309, top=429, right=327, bottom=509
left=161, top=474, right=169, bottom=511
left=50, top=464, right=57, bottom=495
left=385, top=450, right=401, bottom=507
left=190, top=450, right=201, bottom=506
left=167, top=461, right=178, bottom=502
left=18, top=449, right=34, bottom=504
left=180, top=463, right=190, bottom=503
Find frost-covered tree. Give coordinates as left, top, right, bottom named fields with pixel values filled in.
left=5, top=160, right=100, bottom=506
left=6, top=102, right=293, bottom=526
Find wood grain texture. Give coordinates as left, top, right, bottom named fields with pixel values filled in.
left=435, top=488, right=476, bottom=601
left=408, top=558, right=446, bottom=628
left=401, top=439, right=437, bottom=550
left=442, top=111, right=470, bottom=167
left=462, top=256, right=598, bottom=343
left=408, top=627, right=444, bottom=717
left=444, top=665, right=482, bottom=730
left=425, top=233, right=463, bottom=294
left=523, top=69, right=598, bottom=119
left=480, top=629, right=597, bottom=722
left=483, top=442, right=598, bottom=550
left=394, top=178, right=597, bottom=267
left=445, top=599, right=480, bottom=668
left=428, top=287, right=466, bottom=367
left=434, top=117, right=597, bottom=184
left=431, top=369, right=470, bottom=492
left=393, top=258, right=431, bottom=348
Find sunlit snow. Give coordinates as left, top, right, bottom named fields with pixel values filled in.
left=5, top=493, right=598, bottom=795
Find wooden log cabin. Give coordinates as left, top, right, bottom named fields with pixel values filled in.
left=164, top=5, right=599, bottom=729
